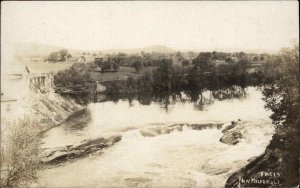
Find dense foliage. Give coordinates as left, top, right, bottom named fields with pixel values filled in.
left=261, top=44, right=299, bottom=127
left=53, top=49, right=272, bottom=99
left=259, top=44, right=299, bottom=186
left=45, top=49, right=72, bottom=62
left=54, top=63, right=93, bottom=93
left=1, top=119, right=42, bottom=187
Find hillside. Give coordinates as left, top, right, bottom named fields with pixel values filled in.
left=100, top=45, right=176, bottom=54
left=14, top=43, right=176, bottom=58
left=14, top=42, right=81, bottom=58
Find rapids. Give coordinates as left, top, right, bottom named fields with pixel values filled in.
left=36, top=87, right=275, bottom=187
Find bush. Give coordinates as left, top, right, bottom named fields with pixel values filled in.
left=181, top=59, right=190, bottom=66
left=54, top=63, right=92, bottom=92
left=1, top=119, right=42, bottom=187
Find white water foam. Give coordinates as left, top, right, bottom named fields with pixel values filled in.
left=37, top=121, right=274, bottom=187
left=37, top=87, right=275, bottom=187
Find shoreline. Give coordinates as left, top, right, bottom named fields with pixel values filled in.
left=225, top=126, right=300, bottom=187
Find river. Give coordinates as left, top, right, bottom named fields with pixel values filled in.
left=36, top=86, right=275, bottom=187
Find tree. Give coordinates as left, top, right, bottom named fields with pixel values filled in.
left=47, top=52, right=60, bottom=62
left=54, top=63, right=92, bottom=92
left=133, top=60, right=143, bottom=73
left=237, top=58, right=250, bottom=73
left=47, top=49, right=71, bottom=62
left=101, top=61, right=112, bottom=71
left=58, top=49, right=71, bottom=61
left=1, top=119, right=42, bottom=187
left=153, top=59, right=173, bottom=89
left=112, top=62, right=119, bottom=71
left=181, top=59, right=190, bottom=66
left=175, top=51, right=184, bottom=61
left=262, top=44, right=299, bottom=126
left=192, top=52, right=213, bottom=72
left=225, top=57, right=233, bottom=63
left=212, top=51, right=217, bottom=60
left=237, top=51, right=246, bottom=58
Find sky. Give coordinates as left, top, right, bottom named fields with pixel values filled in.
left=1, top=1, right=299, bottom=52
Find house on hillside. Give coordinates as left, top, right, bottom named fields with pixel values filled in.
left=95, top=57, right=104, bottom=66
left=78, top=56, right=86, bottom=63
left=230, top=56, right=238, bottom=63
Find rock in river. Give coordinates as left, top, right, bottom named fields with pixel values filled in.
left=219, top=120, right=247, bottom=145
left=41, top=134, right=122, bottom=165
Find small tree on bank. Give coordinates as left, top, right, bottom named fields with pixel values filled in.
left=1, top=119, right=42, bottom=187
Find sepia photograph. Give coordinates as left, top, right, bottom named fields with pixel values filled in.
left=1, top=1, right=299, bottom=187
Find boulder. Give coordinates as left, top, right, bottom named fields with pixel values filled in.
left=219, top=131, right=243, bottom=145
left=220, top=121, right=245, bottom=145
left=41, top=134, right=122, bottom=164
left=222, top=121, right=237, bottom=133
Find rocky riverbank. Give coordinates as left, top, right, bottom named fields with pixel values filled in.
left=225, top=127, right=299, bottom=187
left=28, top=91, right=83, bottom=131
left=220, top=119, right=299, bottom=187
left=41, top=134, right=122, bottom=165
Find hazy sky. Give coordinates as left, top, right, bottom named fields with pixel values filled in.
left=1, top=1, right=299, bottom=52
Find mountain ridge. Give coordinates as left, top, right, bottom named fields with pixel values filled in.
left=14, top=43, right=176, bottom=57
left=14, top=42, right=277, bottom=57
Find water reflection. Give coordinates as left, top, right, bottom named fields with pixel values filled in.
left=63, top=85, right=247, bottom=113
left=212, top=85, right=247, bottom=100
left=62, top=108, right=91, bottom=132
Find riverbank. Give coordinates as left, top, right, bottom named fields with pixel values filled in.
left=225, top=125, right=300, bottom=187
left=27, top=91, right=83, bottom=131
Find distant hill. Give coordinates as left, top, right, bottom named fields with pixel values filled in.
left=14, top=43, right=177, bottom=57
left=13, top=42, right=275, bottom=58
left=14, top=42, right=81, bottom=58
left=100, top=45, right=176, bottom=54
left=207, top=47, right=278, bottom=54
